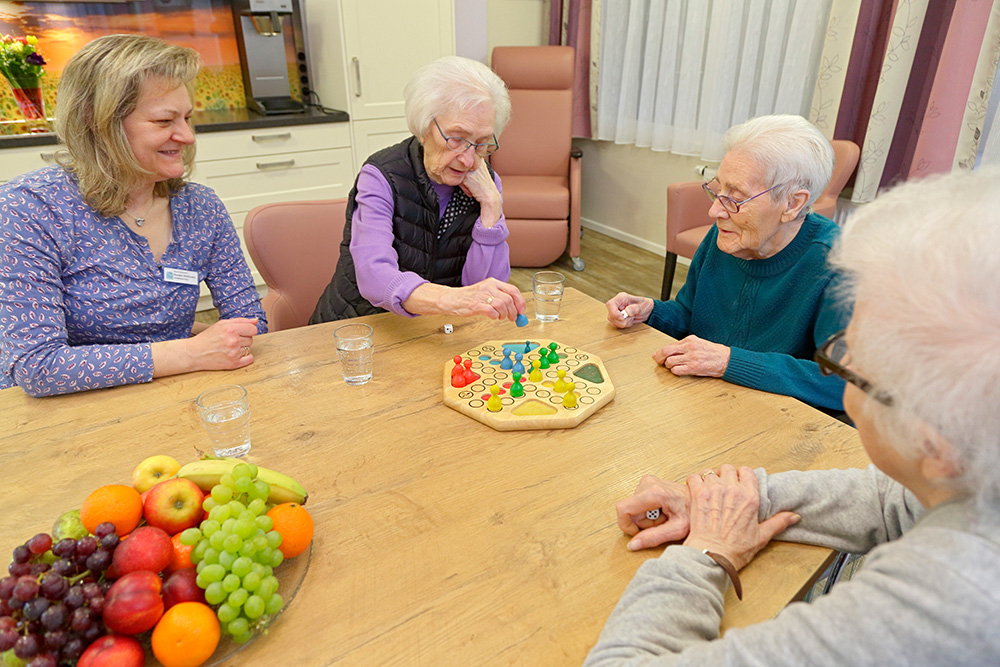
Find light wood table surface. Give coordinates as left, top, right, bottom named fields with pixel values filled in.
left=0, top=287, right=869, bottom=666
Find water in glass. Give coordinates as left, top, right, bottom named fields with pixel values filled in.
left=202, top=403, right=252, bottom=457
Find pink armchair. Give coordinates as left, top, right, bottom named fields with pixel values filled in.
left=490, top=46, right=584, bottom=271
left=243, top=199, right=348, bottom=331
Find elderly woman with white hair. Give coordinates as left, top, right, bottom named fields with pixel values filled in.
left=584, top=169, right=1000, bottom=664
left=311, top=56, right=527, bottom=323
left=608, top=115, right=848, bottom=411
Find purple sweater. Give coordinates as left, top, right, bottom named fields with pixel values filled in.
left=350, top=164, right=511, bottom=317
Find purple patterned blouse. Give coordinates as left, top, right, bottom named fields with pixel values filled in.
left=0, top=166, right=267, bottom=397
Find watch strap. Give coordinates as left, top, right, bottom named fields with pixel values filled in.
left=702, top=549, right=743, bottom=600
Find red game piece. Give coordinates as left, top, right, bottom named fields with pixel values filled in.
left=451, top=356, right=467, bottom=388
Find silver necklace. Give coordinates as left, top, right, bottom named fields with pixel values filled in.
left=124, top=195, right=156, bottom=227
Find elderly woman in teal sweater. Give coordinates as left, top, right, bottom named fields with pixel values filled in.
left=608, top=115, right=847, bottom=411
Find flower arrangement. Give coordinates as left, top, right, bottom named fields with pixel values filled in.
left=0, top=34, right=47, bottom=87
left=1, top=34, right=49, bottom=129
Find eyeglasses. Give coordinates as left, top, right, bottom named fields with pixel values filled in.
left=702, top=179, right=781, bottom=214
left=814, top=330, right=894, bottom=406
left=433, top=118, right=499, bottom=157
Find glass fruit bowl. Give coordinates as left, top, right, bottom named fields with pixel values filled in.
left=145, top=542, right=312, bottom=667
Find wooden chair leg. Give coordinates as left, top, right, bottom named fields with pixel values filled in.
left=660, top=252, right=678, bottom=301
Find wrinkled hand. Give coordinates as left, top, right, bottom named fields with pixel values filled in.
left=616, top=474, right=691, bottom=551
left=682, top=465, right=799, bottom=570
left=606, top=292, right=654, bottom=329
left=653, top=335, right=731, bottom=377
left=459, top=159, right=502, bottom=227
left=442, top=278, right=527, bottom=322
left=188, top=318, right=259, bottom=371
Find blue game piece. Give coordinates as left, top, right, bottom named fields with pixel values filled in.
left=515, top=313, right=529, bottom=327
left=500, top=348, right=513, bottom=370
left=524, top=341, right=531, bottom=353
left=513, top=352, right=525, bottom=375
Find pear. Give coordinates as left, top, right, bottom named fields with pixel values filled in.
left=52, top=509, right=89, bottom=540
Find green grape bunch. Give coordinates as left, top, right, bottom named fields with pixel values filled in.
left=179, top=463, right=285, bottom=644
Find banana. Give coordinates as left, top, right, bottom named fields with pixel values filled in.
left=175, top=457, right=308, bottom=506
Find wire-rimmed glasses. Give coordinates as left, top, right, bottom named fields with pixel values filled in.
left=702, top=179, right=781, bottom=214
left=815, top=330, right=894, bottom=406
left=433, top=118, right=499, bottom=157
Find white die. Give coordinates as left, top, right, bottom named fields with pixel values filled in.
left=443, top=323, right=454, bottom=334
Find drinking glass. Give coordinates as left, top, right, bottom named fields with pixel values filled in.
left=532, top=271, right=565, bottom=322
left=196, top=384, right=252, bottom=458
left=334, top=323, right=374, bottom=385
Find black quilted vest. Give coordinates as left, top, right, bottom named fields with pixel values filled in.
left=310, top=137, right=484, bottom=323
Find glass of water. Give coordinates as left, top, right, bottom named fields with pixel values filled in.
left=196, top=384, right=252, bottom=458
left=334, top=323, right=374, bottom=385
left=532, top=271, right=565, bottom=322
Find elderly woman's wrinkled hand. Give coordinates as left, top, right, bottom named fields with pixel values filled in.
left=188, top=317, right=260, bottom=370
left=682, top=465, right=800, bottom=571
left=459, top=160, right=503, bottom=228
left=616, top=475, right=691, bottom=551
left=654, top=335, right=731, bottom=377
left=606, top=293, right=654, bottom=328
left=446, top=278, right=527, bottom=322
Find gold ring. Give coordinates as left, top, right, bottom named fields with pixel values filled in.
left=241, top=346, right=249, bottom=357
left=486, top=296, right=494, bottom=305
left=701, top=470, right=716, bottom=480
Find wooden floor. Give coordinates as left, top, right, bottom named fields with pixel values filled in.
left=197, top=229, right=686, bottom=325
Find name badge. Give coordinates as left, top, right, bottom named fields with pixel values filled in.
left=163, top=267, right=199, bottom=285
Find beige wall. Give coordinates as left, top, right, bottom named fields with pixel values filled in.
left=575, top=140, right=709, bottom=256
left=486, top=0, right=548, bottom=54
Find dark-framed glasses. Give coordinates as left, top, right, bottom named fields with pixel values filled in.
left=433, top=118, right=499, bottom=157
left=815, top=330, right=894, bottom=406
left=702, top=179, right=781, bottom=214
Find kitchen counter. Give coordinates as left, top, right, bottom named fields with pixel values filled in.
left=0, top=105, right=349, bottom=149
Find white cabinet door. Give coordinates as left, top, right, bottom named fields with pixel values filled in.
left=339, top=0, right=455, bottom=121
left=0, top=146, right=59, bottom=183
left=351, top=117, right=412, bottom=167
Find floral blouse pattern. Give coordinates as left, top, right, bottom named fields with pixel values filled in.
left=0, top=166, right=266, bottom=397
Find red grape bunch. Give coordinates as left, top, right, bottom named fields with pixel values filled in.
left=0, top=522, right=120, bottom=667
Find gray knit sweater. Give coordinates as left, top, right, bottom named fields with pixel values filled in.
left=584, top=465, right=1000, bottom=666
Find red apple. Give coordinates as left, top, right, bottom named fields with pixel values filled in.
left=143, top=478, right=204, bottom=535
left=103, top=570, right=164, bottom=635
left=78, top=634, right=145, bottom=667
left=111, top=525, right=173, bottom=576
left=161, top=568, right=206, bottom=610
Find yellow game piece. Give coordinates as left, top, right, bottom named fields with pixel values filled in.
left=553, top=368, right=568, bottom=393
left=486, top=385, right=503, bottom=412
left=562, top=381, right=577, bottom=408
left=528, top=360, right=543, bottom=383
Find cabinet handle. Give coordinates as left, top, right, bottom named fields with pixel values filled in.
left=251, top=132, right=292, bottom=143
left=352, top=57, right=362, bottom=97
left=256, top=159, right=296, bottom=171
left=39, top=152, right=57, bottom=164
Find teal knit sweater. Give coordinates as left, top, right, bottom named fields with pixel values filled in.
left=648, top=213, right=848, bottom=410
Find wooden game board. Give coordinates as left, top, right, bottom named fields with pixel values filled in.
left=442, top=340, right=615, bottom=431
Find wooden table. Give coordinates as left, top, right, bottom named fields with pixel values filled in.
left=0, top=288, right=869, bottom=666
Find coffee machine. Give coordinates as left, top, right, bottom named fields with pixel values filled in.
left=232, top=0, right=306, bottom=115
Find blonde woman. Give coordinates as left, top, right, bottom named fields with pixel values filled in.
left=0, top=34, right=265, bottom=397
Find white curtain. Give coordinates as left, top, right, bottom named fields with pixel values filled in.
left=597, top=0, right=832, bottom=161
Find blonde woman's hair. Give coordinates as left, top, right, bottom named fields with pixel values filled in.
left=54, top=34, right=201, bottom=216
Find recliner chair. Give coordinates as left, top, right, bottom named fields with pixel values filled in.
left=490, top=46, right=584, bottom=271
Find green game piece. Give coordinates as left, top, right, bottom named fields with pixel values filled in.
left=538, top=354, right=550, bottom=369
left=547, top=342, right=559, bottom=364
left=510, top=372, right=524, bottom=398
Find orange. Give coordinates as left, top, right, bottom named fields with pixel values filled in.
left=80, top=484, right=143, bottom=537
left=151, top=601, right=220, bottom=667
left=166, top=533, right=194, bottom=574
left=266, top=503, right=314, bottom=558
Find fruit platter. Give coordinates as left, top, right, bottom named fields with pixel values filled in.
left=0, top=455, right=313, bottom=667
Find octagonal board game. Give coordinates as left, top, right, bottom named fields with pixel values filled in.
left=442, top=340, right=615, bottom=431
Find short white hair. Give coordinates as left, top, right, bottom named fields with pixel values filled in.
left=830, top=168, right=1000, bottom=514
left=403, top=56, right=511, bottom=139
left=722, top=114, right=834, bottom=212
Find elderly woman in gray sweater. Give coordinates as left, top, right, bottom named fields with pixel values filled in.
left=584, top=169, right=1000, bottom=665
